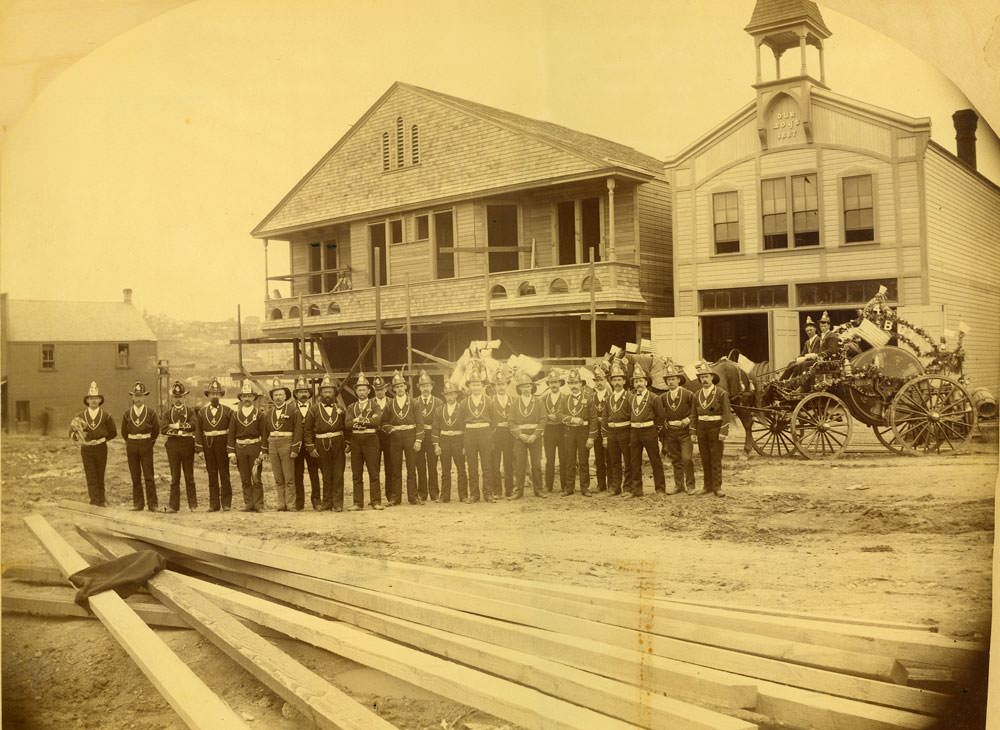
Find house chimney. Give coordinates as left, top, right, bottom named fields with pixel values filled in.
left=952, top=109, right=978, bottom=170
left=123, top=288, right=133, bottom=305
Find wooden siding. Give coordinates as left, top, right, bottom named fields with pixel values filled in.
left=260, top=85, right=611, bottom=234
left=693, top=160, right=758, bottom=257
left=636, top=178, right=673, bottom=316
left=812, top=103, right=893, bottom=158
left=821, top=149, right=897, bottom=247
left=692, top=117, right=758, bottom=183
left=924, top=145, right=1000, bottom=394
left=901, top=276, right=924, bottom=306
left=6, top=341, right=158, bottom=433
left=697, top=258, right=759, bottom=288
left=825, top=248, right=897, bottom=279
left=759, top=148, right=818, bottom=178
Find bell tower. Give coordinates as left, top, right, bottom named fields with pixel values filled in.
left=744, top=0, right=831, bottom=150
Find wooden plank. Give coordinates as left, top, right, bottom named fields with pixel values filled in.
left=4, top=564, right=76, bottom=585
left=154, top=570, right=664, bottom=730
left=22, top=514, right=249, bottom=730
left=3, top=586, right=190, bottom=629
left=86, top=532, right=401, bottom=730
left=125, top=540, right=948, bottom=718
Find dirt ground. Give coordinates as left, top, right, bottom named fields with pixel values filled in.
left=1, top=429, right=996, bottom=730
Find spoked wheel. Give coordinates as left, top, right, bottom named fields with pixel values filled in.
left=791, top=392, right=854, bottom=459
left=889, top=375, right=977, bottom=454
left=872, top=424, right=905, bottom=454
left=749, top=409, right=796, bottom=456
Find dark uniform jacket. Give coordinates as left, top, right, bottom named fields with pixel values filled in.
left=801, top=334, right=820, bottom=356
left=161, top=404, right=197, bottom=438
left=380, top=395, right=428, bottom=442
left=541, top=391, right=567, bottom=427
left=692, top=386, right=733, bottom=428
left=74, top=408, right=117, bottom=443
left=227, top=405, right=266, bottom=454
left=121, top=406, right=159, bottom=445
left=559, top=391, right=598, bottom=439
left=416, top=394, right=443, bottom=446
left=195, top=403, right=233, bottom=450
left=345, top=398, right=382, bottom=435
left=820, top=330, right=840, bottom=356
left=603, top=389, right=632, bottom=431
left=304, top=401, right=347, bottom=451
left=628, top=390, right=664, bottom=429
left=264, top=401, right=303, bottom=453
left=660, top=388, right=695, bottom=428
left=509, top=394, right=544, bottom=440
left=460, top=393, right=496, bottom=433
left=434, top=400, right=466, bottom=437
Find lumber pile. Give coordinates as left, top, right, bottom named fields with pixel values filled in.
left=9, top=501, right=985, bottom=730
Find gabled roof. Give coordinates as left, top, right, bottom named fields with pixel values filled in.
left=6, top=299, right=157, bottom=342
left=744, top=0, right=830, bottom=36
left=406, top=84, right=663, bottom=176
left=251, top=82, right=663, bottom=238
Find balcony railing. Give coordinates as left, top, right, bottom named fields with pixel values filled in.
left=262, top=260, right=644, bottom=329
left=267, top=267, right=353, bottom=300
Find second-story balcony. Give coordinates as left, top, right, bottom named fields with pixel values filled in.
left=262, top=260, right=645, bottom=333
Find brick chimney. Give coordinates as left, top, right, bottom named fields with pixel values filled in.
left=952, top=109, right=978, bottom=171
left=123, top=288, right=133, bottom=305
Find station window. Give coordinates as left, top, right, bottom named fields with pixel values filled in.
left=117, top=343, right=130, bottom=368
left=40, top=344, right=55, bottom=370
left=796, top=279, right=896, bottom=306
left=699, top=285, right=789, bottom=311
left=843, top=175, right=874, bottom=243
left=415, top=214, right=429, bottom=240
left=762, top=173, right=818, bottom=249
left=712, top=191, right=740, bottom=254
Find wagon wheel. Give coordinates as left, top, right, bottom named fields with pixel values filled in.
left=872, top=424, right=905, bottom=455
left=791, top=392, right=853, bottom=459
left=889, top=375, right=976, bottom=454
left=749, top=409, right=796, bottom=457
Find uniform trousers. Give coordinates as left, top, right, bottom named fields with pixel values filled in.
left=293, top=449, right=321, bottom=509
left=512, top=434, right=542, bottom=497
left=438, top=434, right=467, bottom=502
left=388, top=429, right=418, bottom=505
left=414, top=425, right=439, bottom=501
left=80, top=443, right=108, bottom=506
left=268, top=435, right=296, bottom=509
left=464, top=427, right=494, bottom=501
left=629, top=426, right=665, bottom=496
left=377, top=431, right=392, bottom=503
left=202, top=436, right=232, bottom=510
left=593, top=433, right=607, bottom=491
left=491, top=427, right=515, bottom=497
left=165, top=436, right=197, bottom=510
left=604, top=426, right=631, bottom=495
left=126, top=441, right=157, bottom=510
left=350, top=433, right=381, bottom=507
left=235, top=444, right=264, bottom=510
left=662, top=426, right=696, bottom=492
left=542, top=424, right=567, bottom=493
left=696, top=423, right=724, bottom=492
left=314, top=436, right=345, bottom=509
left=562, top=426, right=592, bottom=495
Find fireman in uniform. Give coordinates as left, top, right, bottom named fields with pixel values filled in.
left=435, top=380, right=467, bottom=503
left=304, top=375, right=348, bottom=511
left=818, top=311, right=840, bottom=356
left=590, top=365, right=610, bottom=492
left=195, top=378, right=233, bottom=511
left=382, top=371, right=425, bottom=506
left=541, top=369, right=568, bottom=494
left=560, top=369, right=597, bottom=496
left=264, top=378, right=300, bottom=511
left=372, top=374, right=392, bottom=502
left=162, top=381, right=198, bottom=512
left=491, top=365, right=516, bottom=499
left=345, top=372, right=384, bottom=510
left=414, top=370, right=442, bottom=503
left=121, top=381, right=159, bottom=511
left=462, top=365, right=496, bottom=503
left=227, top=380, right=267, bottom=512
left=509, top=371, right=544, bottom=499
left=692, top=361, right=733, bottom=496
left=659, top=364, right=696, bottom=494
left=70, top=381, right=117, bottom=507
left=603, top=362, right=631, bottom=495
left=291, top=377, right=321, bottom=510
left=628, top=365, right=666, bottom=497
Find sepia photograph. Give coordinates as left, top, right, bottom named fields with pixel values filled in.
left=1, top=1, right=997, bottom=728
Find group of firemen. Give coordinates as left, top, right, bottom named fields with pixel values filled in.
left=71, top=355, right=737, bottom=512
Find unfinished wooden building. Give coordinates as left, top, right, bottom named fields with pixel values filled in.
left=250, top=83, right=672, bottom=376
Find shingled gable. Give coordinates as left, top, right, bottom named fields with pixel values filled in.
left=252, top=82, right=663, bottom=238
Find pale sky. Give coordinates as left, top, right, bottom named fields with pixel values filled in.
left=3, top=0, right=998, bottom=321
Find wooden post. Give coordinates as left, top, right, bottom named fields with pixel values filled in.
left=606, top=178, right=616, bottom=263
left=589, top=249, right=597, bottom=358
left=263, top=239, right=270, bottom=299
left=405, top=273, right=413, bottom=389
left=374, top=247, right=382, bottom=373
left=236, top=304, right=244, bottom=373
left=484, top=270, right=492, bottom=341
left=298, top=294, right=306, bottom=372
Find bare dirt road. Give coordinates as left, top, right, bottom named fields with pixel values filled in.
left=2, top=431, right=995, bottom=729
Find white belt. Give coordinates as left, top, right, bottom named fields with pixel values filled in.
left=466, top=422, right=490, bottom=429
left=316, top=431, right=343, bottom=439
left=204, top=430, right=227, bottom=437
left=270, top=431, right=292, bottom=437
left=667, top=420, right=686, bottom=427
left=127, top=433, right=151, bottom=440
left=631, top=420, right=654, bottom=428
left=392, top=424, right=416, bottom=431
left=496, top=421, right=509, bottom=427
left=441, top=429, right=463, bottom=436
left=699, top=415, right=723, bottom=422
left=423, top=424, right=433, bottom=429
left=237, top=437, right=261, bottom=445
left=82, top=438, right=107, bottom=446
left=352, top=428, right=376, bottom=435
left=517, top=423, right=538, bottom=430
left=607, top=422, right=630, bottom=428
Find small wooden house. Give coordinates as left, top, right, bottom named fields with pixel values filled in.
left=1, top=290, right=158, bottom=433
left=251, top=83, right=672, bottom=373
left=660, top=0, right=1000, bottom=395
